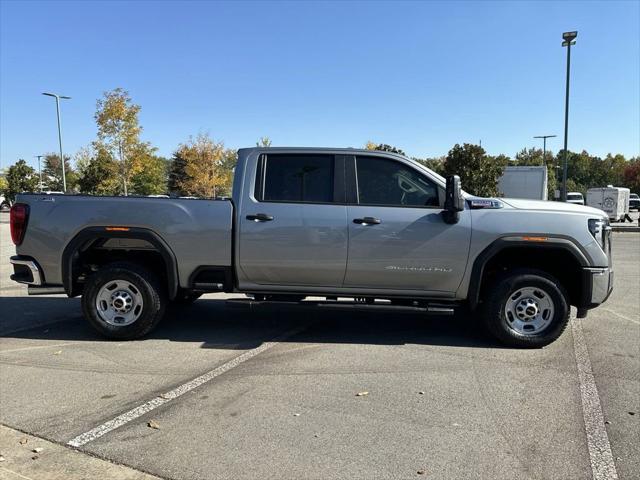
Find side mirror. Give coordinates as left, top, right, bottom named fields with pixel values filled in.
left=442, top=175, right=464, bottom=224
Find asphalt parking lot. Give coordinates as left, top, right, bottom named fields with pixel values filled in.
left=0, top=215, right=638, bottom=480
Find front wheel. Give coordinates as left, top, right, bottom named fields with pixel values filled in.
left=481, top=269, right=570, bottom=348
left=82, top=262, right=167, bottom=340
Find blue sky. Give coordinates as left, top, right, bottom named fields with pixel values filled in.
left=1, top=0, right=638, bottom=170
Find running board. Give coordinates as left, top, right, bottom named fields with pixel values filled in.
left=27, top=286, right=67, bottom=295
left=226, top=298, right=455, bottom=315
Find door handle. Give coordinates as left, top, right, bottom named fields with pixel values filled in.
left=246, top=213, right=274, bottom=222
left=353, top=217, right=381, bottom=225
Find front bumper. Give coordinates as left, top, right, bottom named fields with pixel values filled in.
left=583, top=266, right=614, bottom=307
left=10, top=256, right=43, bottom=286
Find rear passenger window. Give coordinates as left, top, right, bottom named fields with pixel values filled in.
left=262, top=154, right=334, bottom=203
left=356, top=156, right=440, bottom=207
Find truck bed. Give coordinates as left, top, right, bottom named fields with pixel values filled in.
left=14, top=194, right=233, bottom=289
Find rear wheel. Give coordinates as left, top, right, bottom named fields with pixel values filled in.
left=82, top=262, right=167, bottom=339
left=481, top=269, right=570, bottom=348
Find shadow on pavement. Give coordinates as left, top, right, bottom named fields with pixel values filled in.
left=0, top=296, right=504, bottom=349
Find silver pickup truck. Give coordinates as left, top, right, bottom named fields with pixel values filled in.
left=9, top=147, right=613, bottom=347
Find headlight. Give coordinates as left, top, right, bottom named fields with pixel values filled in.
left=588, top=218, right=609, bottom=248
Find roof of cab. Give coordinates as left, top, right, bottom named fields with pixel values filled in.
left=237, top=146, right=409, bottom=161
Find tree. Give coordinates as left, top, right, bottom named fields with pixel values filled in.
left=443, top=143, right=505, bottom=197
left=130, top=150, right=169, bottom=195
left=168, top=148, right=189, bottom=196
left=2, top=160, right=39, bottom=203
left=415, top=156, right=446, bottom=175
left=174, top=133, right=233, bottom=198
left=596, top=153, right=626, bottom=187
left=94, top=88, right=149, bottom=196
left=220, top=148, right=238, bottom=193
left=622, top=158, right=640, bottom=193
left=365, top=142, right=406, bottom=156
left=552, top=150, right=630, bottom=195
left=42, top=153, right=77, bottom=192
left=76, top=145, right=121, bottom=195
left=556, top=149, right=591, bottom=194
left=256, top=136, right=272, bottom=147
left=0, top=175, right=8, bottom=206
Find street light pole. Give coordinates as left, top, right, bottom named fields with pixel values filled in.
left=42, top=92, right=71, bottom=192
left=561, top=31, right=577, bottom=202
left=533, top=134, right=557, bottom=163
left=34, top=155, right=44, bottom=192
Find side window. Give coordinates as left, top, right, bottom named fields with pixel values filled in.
left=260, top=154, right=334, bottom=203
left=355, top=156, right=440, bottom=207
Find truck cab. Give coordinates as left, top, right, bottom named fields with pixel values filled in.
left=234, top=149, right=470, bottom=297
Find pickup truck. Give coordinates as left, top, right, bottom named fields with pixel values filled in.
left=9, top=147, right=613, bottom=347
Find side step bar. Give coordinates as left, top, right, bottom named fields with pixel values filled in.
left=226, top=298, right=455, bottom=315
left=27, top=286, right=67, bottom=295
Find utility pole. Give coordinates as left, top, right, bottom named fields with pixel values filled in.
left=42, top=92, right=71, bottom=192
left=34, top=155, right=44, bottom=192
left=561, top=31, right=577, bottom=202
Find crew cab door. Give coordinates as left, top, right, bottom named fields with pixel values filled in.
left=237, top=153, right=348, bottom=288
left=344, top=155, right=471, bottom=294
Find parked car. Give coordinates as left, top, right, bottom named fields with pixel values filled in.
left=9, top=147, right=614, bottom=348
left=629, top=193, right=640, bottom=211
left=566, top=192, right=584, bottom=205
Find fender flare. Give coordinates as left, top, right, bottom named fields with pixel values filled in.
left=61, top=226, right=179, bottom=299
left=467, top=236, right=590, bottom=310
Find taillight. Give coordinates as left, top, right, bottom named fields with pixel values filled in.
left=10, top=203, right=30, bottom=245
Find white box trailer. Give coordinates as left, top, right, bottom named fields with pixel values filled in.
left=586, top=186, right=630, bottom=221
left=498, top=166, right=548, bottom=200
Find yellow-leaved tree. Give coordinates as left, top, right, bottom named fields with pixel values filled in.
left=176, top=134, right=234, bottom=198
left=94, top=88, right=150, bottom=196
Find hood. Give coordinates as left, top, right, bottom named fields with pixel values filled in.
left=500, top=198, right=606, bottom=217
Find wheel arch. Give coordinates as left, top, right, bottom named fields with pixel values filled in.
left=467, top=236, right=590, bottom=311
left=61, top=226, right=179, bottom=300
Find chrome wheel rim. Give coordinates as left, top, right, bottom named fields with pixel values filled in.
left=504, top=286, right=554, bottom=336
left=95, top=280, right=144, bottom=326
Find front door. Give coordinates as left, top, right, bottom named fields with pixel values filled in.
left=344, top=155, right=471, bottom=294
left=238, top=153, right=348, bottom=288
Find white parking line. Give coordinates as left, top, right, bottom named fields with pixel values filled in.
left=571, top=318, right=619, bottom=480
left=0, top=466, right=34, bottom=480
left=0, top=342, right=80, bottom=353
left=601, top=307, right=640, bottom=326
left=67, top=323, right=310, bottom=448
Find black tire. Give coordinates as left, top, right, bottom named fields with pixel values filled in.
left=82, top=262, right=167, bottom=340
left=481, top=269, right=570, bottom=348
left=171, top=291, right=202, bottom=304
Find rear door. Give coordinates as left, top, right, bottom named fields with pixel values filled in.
left=237, top=153, right=349, bottom=288
left=344, top=155, right=471, bottom=294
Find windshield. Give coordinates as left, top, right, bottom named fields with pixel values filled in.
left=409, top=158, right=471, bottom=197
left=567, top=194, right=583, bottom=200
